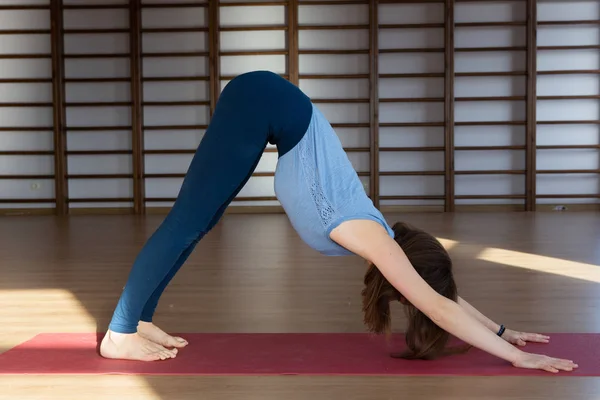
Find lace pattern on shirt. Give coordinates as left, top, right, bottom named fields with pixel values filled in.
left=297, top=134, right=337, bottom=228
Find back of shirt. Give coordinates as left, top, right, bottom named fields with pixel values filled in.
left=275, top=103, right=394, bottom=256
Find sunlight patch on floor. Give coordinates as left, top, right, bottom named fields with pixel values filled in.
left=0, top=289, right=154, bottom=395
left=0, top=376, right=161, bottom=400
left=0, top=288, right=97, bottom=332
left=0, top=288, right=99, bottom=354
left=435, top=237, right=459, bottom=251
left=476, top=247, right=600, bottom=284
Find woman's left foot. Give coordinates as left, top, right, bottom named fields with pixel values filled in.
left=137, top=321, right=188, bottom=349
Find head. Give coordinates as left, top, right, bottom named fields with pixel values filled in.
left=361, top=221, right=469, bottom=360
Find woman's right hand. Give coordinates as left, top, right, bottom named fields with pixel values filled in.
left=512, top=351, right=578, bottom=373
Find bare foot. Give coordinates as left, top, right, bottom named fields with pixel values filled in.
left=100, top=330, right=178, bottom=361
left=137, top=321, right=188, bottom=349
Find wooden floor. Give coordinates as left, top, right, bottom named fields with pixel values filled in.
left=1, top=211, right=599, bottom=399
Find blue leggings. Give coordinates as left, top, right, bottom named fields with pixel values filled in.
left=108, top=71, right=313, bottom=333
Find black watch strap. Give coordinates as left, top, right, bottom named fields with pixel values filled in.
left=497, top=324, right=506, bottom=337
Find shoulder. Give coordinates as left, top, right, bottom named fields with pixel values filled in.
left=329, top=219, right=397, bottom=263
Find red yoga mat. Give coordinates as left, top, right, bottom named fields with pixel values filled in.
left=0, top=333, right=597, bottom=376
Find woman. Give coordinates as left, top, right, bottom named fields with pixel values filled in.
left=100, top=71, right=577, bottom=373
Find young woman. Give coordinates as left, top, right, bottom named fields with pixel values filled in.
left=100, top=71, right=577, bottom=374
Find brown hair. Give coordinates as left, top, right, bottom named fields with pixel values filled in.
left=361, top=221, right=470, bottom=360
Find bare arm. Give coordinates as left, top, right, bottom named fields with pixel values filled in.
left=458, top=296, right=551, bottom=346
left=457, top=296, right=501, bottom=333
left=329, top=219, right=523, bottom=365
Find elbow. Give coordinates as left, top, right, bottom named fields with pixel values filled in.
left=426, top=296, right=457, bottom=327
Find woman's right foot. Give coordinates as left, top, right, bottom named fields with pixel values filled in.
left=99, top=330, right=177, bottom=361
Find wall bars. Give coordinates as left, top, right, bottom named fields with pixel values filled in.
left=298, top=0, right=373, bottom=205
left=0, top=0, right=599, bottom=214
left=0, top=2, right=56, bottom=211
left=140, top=1, right=210, bottom=210
left=535, top=1, right=600, bottom=208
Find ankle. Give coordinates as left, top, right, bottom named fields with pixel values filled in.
left=105, top=329, right=136, bottom=341
left=108, top=321, right=139, bottom=334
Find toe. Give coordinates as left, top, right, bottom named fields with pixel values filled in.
left=146, top=352, right=163, bottom=362
left=161, top=350, right=175, bottom=359
left=150, top=342, right=168, bottom=352
left=170, top=337, right=188, bottom=348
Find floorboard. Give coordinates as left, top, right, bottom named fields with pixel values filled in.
left=0, top=211, right=599, bottom=399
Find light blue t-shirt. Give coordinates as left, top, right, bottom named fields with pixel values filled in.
left=274, top=103, right=395, bottom=256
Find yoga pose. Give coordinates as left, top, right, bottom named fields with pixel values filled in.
left=100, top=71, right=577, bottom=373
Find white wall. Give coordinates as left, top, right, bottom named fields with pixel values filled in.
left=0, top=0, right=598, bottom=210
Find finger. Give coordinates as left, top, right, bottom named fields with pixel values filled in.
left=554, top=364, right=573, bottom=371
left=518, top=339, right=527, bottom=346
left=552, top=359, right=578, bottom=371
left=525, top=333, right=550, bottom=342
left=543, top=364, right=559, bottom=373
left=555, top=357, right=577, bottom=365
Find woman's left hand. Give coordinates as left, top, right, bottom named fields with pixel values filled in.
left=502, top=329, right=550, bottom=346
